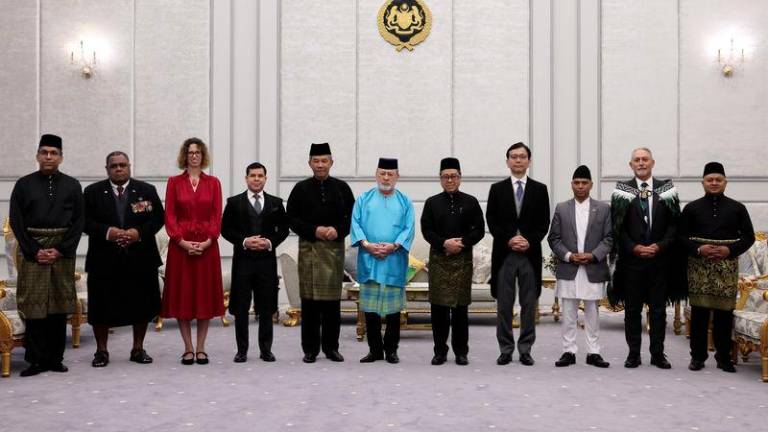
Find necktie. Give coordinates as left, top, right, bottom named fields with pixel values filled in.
left=639, top=182, right=651, bottom=242
left=252, top=194, right=262, bottom=214
left=116, top=185, right=124, bottom=199
left=515, top=180, right=524, bottom=215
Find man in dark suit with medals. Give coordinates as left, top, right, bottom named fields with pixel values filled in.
left=486, top=142, right=550, bottom=366
left=610, top=148, right=681, bottom=369
left=222, top=162, right=289, bottom=363
left=83, top=151, right=164, bottom=367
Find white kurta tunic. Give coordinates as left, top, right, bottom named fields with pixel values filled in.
left=554, top=199, right=606, bottom=300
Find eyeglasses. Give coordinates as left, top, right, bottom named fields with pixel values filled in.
left=440, top=174, right=461, bottom=181
left=38, top=150, right=61, bottom=157
left=108, top=163, right=129, bottom=169
left=508, top=155, right=528, bottom=160
left=187, top=150, right=202, bottom=156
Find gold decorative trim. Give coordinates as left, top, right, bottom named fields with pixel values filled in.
left=378, top=0, right=432, bottom=52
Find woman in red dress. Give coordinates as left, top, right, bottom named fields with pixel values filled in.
left=162, top=137, right=224, bottom=365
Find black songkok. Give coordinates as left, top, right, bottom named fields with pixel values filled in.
left=378, top=158, right=398, bottom=170
left=309, top=142, right=331, bottom=156
left=439, top=157, right=461, bottom=172
left=703, top=162, right=725, bottom=177
left=39, top=134, right=62, bottom=149
left=572, top=165, right=592, bottom=180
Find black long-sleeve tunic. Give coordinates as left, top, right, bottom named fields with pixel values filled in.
left=421, top=191, right=485, bottom=253
left=286, top=176, right=355, bottom=243
left=679, top=193, right=755, bottom=258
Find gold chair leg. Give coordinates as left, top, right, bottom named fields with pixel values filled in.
left=155, top=317, right=164, bottom=331
left=283, top=308, right=301, bottom=327
left=356, top=309, right=365, bottom=341
left=552, top=297, right=560, bottom=322
left=673, top=301, right=682, bottom=335
left=1, top=351, right=9, bottom=378
left=221, top=315, right=230, bottom=327
left=72, top=324, right=81, bottom=348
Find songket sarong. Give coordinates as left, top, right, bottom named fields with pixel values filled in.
left=16, top=228, right=77, bottom=319
left=359, top=282, right=405, bottom=316
left=687, top=237, right=739, bottom=310
left=428, top=249, right=473, bottom=307
left=298, top=239, right=345, bottom=301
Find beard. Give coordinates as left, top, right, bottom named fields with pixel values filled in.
left=378, top=183, right=394, bottom=192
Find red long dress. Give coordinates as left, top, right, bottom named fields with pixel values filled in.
left=161, top=171, right=225, bottom=319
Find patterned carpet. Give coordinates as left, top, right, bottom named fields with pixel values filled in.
left=1, top=309, right=764, bottom=432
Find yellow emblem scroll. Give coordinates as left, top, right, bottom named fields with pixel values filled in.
left=378, top=0, right=432, bottom=52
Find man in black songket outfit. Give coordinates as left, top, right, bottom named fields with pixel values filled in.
left=83, top=151, right=165, bottom=367
left=9, top=134, right=84, bottom=377
left=421, top=157, right=484, bottom=366
left=610, top=147, right=683, bottom=369
left=679, top=162, right=754, bottom=373
left=286, top=143, right=355, bottom=363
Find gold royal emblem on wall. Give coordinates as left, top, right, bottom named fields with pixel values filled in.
left=378, top=0, right=432, bottom=52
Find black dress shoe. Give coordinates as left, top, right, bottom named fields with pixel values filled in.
left=20, top=364, right=47, bottom=377
left=324, top=350, right=345, bottom=362
left=717, top=361, right=736, bottom=373
left=303, top=353, right=317, bottom=363
left=519, top=353, right=535, bottom=366
left=431, top=354, right=447, bottom=365
left=496, top=353, right=513, bottom=365
left=92, top=351, right=110, bottom=368
left=233, top=352, right=247, bottom=363
left=385, top=351, right=399, bottom=364
left=586, top=353, right=610, bottom=368
left=129, top=349, right=153, bottom=364
left=259, top=351, right=276, bottom=362
left=624, top=355, right=641, bottom=368
left=555, top=352, right=576, bottom=367
left=688, top=359, right=705, bottom=371
left=455, top=355, right=469, bottom=366
left=195, top=351, right=209, bottom=365
left=359, top=352, right=384, bottom=363
left=181, top=351, right=195, bottom=365
left=650, top=354, right=672, bottom=369
left=48, top=363, right=68, bottom=373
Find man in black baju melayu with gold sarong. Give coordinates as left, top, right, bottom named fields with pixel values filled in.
left=287, top=143, right=355, bottom=363
left=9, top=134, right=84, bottom=377
left=421, top=157, right=484, bottom=366
left=680, top=162, right=754, bottom=373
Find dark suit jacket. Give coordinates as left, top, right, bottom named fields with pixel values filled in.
left=83, top=178, right=164, bottom=275
left=221, top=191, right=289, bottom=279
left=616, top=178, right=677, bottom=264
left=486, top=177, right=550, bottom=298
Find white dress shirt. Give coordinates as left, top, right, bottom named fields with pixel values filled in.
left=243, top=190, right=272, bottom=251
left=555, top=199, right=606, bottom=300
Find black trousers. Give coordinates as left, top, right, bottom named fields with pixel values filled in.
left=431, top=304, right=469, bottom=356
left=301, top=298, right=341, bottom=355
left=690, top=305, right=733, bottom=363
left=364, top=312, right=400, bottom=354
left=231, top=271, right=276, bottom=355
left=496, top=253, right=539, bottom=355
left=623, top=261, right=667, bottom=357
left=24, top=314, right=67, bottom=366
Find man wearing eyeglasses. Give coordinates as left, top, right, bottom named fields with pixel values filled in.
left=486, top=142, right=550, bottom=366
left=421, top=157, right=484, bottom=366
left=9, top=134, right=84, bottom=377
left=82, top=151, right=165, bottom=368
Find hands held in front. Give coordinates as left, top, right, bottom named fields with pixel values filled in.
left=569, top=252, right=594, bottom=265
left=632, top=243, right=660, bottom=259
left=243, top=235, right=270, bottom=252
left=108, top=227, right=140, bottom=248
left=443, top=238, right=465, bottom=256
left=180, top=238, right=214, bottom=256
left=507, top=235, right=530, bottom=252
left=698, top=244, right=730, bottom=261
left=315, top=226, right=339, bottom=241
left=364, top=241, right=398, bottom=260
left=35, top=248, right=62, bottom=265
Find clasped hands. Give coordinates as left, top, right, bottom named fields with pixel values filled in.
left=507, top=235, right=530, bottom=252
left=35, top=248, right=62, bottom=265
left=632, top=243, right=660, bottom=259
left=178, top=238, right=213, bottom=255
left=443, top=238, right=465, bottom=256
left=315, top=226, right=338, bottom=241
left=363, top=241, right=398, bottom=260
left=242, top=236, right=271, bottom=252
left=568, top=252, right=594, bottom=265
left=698, top=244, right=730, bottom=261
left=108, top=227, right=140, bottom=248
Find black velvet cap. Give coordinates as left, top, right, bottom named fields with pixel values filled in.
left=309, top=142, right=331, bottom=156
left=378, top=158, right=398, bottom=170
left=703, top=161, right=725, bottom=177
left=572, top=165, right=592, bottom=180
left=440, top=157, right=461, bottom=172
left=39, top=134, right=62, bottom=149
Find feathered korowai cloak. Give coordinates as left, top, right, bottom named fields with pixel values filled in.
left=608, top=179, right=688, bottom=306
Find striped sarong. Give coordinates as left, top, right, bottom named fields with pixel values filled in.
left=16, top=227, right=77, bottom=319
left=359, top=282, right=405, bottom=316
left=298, top=239, right=345, bottom=301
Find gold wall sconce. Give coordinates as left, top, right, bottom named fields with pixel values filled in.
left=70, top=40, right=97, bottom=79
left=717, top=37, right=745, bottom=77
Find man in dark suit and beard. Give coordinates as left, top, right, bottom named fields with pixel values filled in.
left=610, top=147, right=681, bottom=369
left=486, top=142, right=550, bottom=366
left=222, top=162, right=289, bottom=363
left=83, top=151, right=164, bottom=367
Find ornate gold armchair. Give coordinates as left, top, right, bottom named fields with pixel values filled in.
left=732, top=277, right=768, bottom=381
